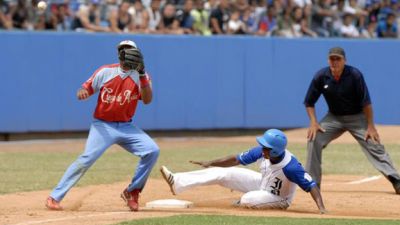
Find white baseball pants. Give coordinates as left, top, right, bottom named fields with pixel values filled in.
left=173, top=167, right=289, bottom=209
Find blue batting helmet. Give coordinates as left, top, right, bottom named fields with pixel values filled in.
left=256, top=129, right=287, bottom=157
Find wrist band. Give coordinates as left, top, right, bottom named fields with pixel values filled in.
left=140, top=75, right=150, bottom=87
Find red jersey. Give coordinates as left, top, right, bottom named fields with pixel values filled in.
left=82, top=63, right=147, bottom=122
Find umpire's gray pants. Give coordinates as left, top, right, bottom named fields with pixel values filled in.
left=306, top=112, right=400, bottom=187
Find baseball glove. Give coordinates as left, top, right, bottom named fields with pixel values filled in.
left=120, top=48, right=145, bottom=72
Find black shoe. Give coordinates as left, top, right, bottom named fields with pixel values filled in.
left=388, top=175, right=400, bottom=194
left=393, top=180, right=400, bottom=195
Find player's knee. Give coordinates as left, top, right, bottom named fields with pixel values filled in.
left=240, top=191, right=289, bottom=210
left=240, top=194, right=263, bottom=209
left=151, top=148, right=160, bottom=159
left=147, top=144, right=160, bottom=160
left=77, top=155, right=96, bottom=169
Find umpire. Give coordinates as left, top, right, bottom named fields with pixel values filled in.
left=303, top=47, right=400, bottom=194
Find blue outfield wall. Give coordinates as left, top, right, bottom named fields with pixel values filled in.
left=0, top=32, right=399, bottom=132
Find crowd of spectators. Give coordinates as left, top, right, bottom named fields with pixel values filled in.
left=0, top=0, right=398, bottom=38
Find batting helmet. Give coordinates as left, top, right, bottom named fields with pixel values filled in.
left=256, top=129, right=287, bottom=157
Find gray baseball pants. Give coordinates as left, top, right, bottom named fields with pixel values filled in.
left=306, top=112, right=400, bottom=187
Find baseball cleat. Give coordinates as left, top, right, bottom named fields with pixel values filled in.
left=231, top=199, right=241, bottom=207
left=160, top=166, right=176, bottom=195
left=121, top=188, right=140, bottom=211
left=45, top=196, right=63, bottom=210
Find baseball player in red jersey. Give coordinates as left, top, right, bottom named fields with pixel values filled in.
left=45, top=40, right=160, bottom=212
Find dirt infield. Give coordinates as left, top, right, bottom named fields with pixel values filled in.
left=1, top=126, right=400, bottom=225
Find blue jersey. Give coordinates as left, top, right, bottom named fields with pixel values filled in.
left=237, top=146, right=316, bottom=203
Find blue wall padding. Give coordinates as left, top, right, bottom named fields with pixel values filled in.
left=0, top=32, right=398, bottom=132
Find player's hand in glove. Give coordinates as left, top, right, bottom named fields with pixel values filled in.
left=120, top=48, right=145, bottom=73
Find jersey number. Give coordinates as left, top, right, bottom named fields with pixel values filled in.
left=270, top=177, right=283, bottom=196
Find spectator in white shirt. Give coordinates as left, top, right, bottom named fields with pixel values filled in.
left=340, top=13, right=360, bottom=37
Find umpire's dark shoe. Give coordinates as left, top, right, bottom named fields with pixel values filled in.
left=393, top=180, right=400, bottom=195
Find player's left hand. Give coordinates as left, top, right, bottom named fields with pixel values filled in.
left=365, top=125, right=380, bottom=144
left=122, top=48, right=145, bottom=73
left=189, top=160, right=211, bottom=168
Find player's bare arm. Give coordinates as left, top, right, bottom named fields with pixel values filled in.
left=77, top=88, right=90, bottom=100
left=190, top=155, right=240, bottom=168
left=363, top=104, right=380, bottom=143
left=306, top=106, right=325, bottom=141
left=140, top=80, right=152, bottom=104
left=309, top=186, right=327, bottom=214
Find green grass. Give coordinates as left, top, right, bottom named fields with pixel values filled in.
left=0, top=143, right=250, bottom=194
left=288, top=143, right=400, bottom=175
left=0, top=143, right=399, bottom=194
left=1, top=141, right=399, bottom=225
left=116, top=215, right=400, bottom=225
